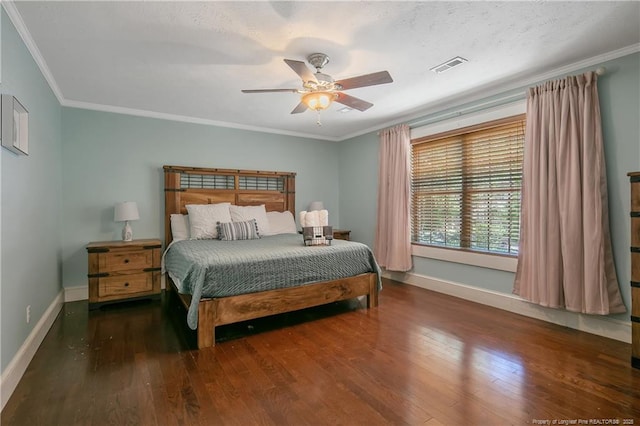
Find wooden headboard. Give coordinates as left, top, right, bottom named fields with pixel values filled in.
left=163, top=165, right=296, bottom=245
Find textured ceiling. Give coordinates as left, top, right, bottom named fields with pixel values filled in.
left=7, top=1, right=640, bottom=141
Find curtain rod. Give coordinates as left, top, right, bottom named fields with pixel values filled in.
left=406, top=92, right=525, bottom=129
left=396, top=66, right=608, bottom=131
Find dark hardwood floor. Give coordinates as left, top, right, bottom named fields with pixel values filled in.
left=2, top=279, right=639, bottom=425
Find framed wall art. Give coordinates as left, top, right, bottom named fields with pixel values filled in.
left=1, top=95, right=29, bottom=156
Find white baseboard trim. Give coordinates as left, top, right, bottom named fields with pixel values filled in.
left=64, top=285, right=88, bottom=302
left=1, top=291, right=64, bottom=411
left=384, top=271, right=631, bottom=344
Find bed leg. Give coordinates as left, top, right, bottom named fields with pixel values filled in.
left=197, top=299, right=217, bottom=348
left=367, top=275, right=379, bottom=308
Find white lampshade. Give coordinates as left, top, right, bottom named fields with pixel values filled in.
left=114, top=201, right=140, bottom=222
left=308, top=201, right=324, bottom=211
left=114, top=202, right=139, bottom=242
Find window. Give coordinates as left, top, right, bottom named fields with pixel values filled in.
left=411, top=114, right=525, bottom=256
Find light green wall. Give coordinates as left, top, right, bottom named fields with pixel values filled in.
left=60, top=108, right=341, bottom=289
left=338, top=52, right=640, bottom=321
left=1, top=11, right=63, bottom=372
left=338, top=131, right=378, bottom=248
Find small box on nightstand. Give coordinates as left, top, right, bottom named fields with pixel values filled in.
left=333, top=229, right=351, bottom=241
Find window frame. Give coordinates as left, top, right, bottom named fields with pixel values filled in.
left=409, top=101, right=525, bottom=272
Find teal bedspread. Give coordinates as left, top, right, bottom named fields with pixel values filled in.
left=163, top=234, right=381, bottom=329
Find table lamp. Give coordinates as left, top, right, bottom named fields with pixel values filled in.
left=114, top=201, right=139, bottom=241
left=308, top=201, right=324, bottom=211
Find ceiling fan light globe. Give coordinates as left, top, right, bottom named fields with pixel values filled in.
left=302, top=91, right=335, bottom=111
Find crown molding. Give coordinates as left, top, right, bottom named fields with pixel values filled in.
left=2, top=0, right=64, bottom=103
left=62, top=99, right=340, bottom=142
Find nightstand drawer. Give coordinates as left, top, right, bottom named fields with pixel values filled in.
left=99, top=250, right=153, bottom=273
left=99, top=272, right=153, bottom=298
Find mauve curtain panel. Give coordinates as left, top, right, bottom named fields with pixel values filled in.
left=375, top=124, right=412, bottom=272
left=513, top=71, right=625, bottom=315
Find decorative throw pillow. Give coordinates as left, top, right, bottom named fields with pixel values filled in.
left=229, top=204, right=271, bottom=236
left=186, top=203, right=232, bottom=239
left=266, top=211, right=298, bottom=234
left=217, top=219, right=260, bottom=241
left=170, top=214, right=190, bottom=241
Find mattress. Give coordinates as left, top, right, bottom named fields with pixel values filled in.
left=163, top=233, right=381, bottom=329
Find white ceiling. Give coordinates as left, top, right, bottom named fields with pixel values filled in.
left=6, top=1, right=640, bottom=141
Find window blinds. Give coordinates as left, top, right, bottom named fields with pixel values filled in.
left=411, top=115, right=525, bottom=255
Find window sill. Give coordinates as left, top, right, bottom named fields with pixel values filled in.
left=411, top=244, right=518, bottom=272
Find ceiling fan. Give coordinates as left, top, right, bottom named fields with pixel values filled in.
left=241, top=53, right=393, bottom=118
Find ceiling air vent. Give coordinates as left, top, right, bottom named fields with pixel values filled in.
left=430, top=56, right=468, bottom=73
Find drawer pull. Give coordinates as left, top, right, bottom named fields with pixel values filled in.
left=124, top=282, right=130, bottom=287
left=124, top=259, right=130, bottom=264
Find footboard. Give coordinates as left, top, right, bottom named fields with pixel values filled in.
left=169, top=273, right=378, bottom=348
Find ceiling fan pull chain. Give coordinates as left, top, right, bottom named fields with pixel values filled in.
left=316, top=110, right=322, bottom=127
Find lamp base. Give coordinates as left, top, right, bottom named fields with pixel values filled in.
left=122, top=221, right=133, bottom=242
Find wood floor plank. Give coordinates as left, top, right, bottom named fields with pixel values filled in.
left=2, top=279, right=640, bottom=425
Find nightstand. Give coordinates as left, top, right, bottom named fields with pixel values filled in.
left=333, top=229, right=351, bottom=241
left=86, top=239, right=162, bottom=309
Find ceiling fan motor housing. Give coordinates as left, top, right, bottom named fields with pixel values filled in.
left=304, top=73, right=336, bottom=91
left=304, top=53, right=336, bottom=90
left=307, top=53, right=330, bottom=71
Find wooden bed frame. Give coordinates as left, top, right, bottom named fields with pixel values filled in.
left=163, top=165, right=379, bottom=348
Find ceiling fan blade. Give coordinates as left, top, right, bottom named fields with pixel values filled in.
left=335, top=71, right=393, bottom=90
left=241, top=89, right=299, bottom=93
left=335, top=92, right=373, bottom=111
left=284, top=59, right=318, bottom=84
left=290, top=102, right=308, bottom=114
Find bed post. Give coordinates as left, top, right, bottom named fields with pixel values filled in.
left=368, top=274, right=379, bottom=308
left=164, top=167, right=182, bottom=246
left=198, top=299, right=218, bottom=348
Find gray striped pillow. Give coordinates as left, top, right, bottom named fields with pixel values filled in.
left=217, top=219, right=260, bottom=241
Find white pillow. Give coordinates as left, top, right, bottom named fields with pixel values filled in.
left=170, top=214, right=190, bottom=241
left=186, top=203, right=232, bottom=239
left=229, top=204, right=270, bottom=236
left=266, top=211, right=298, bottom=235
